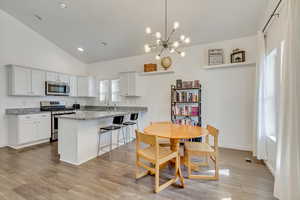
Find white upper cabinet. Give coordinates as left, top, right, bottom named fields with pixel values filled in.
left=59, top=74, right=70, bottom=83
left=69, top=76, right=78, bottom=97
left=8, top=65, right=45, bottom=96
left=119, top=72, right=141, bottom=97
left=8, top=66, right=31, bottom=96
left=46, top=72, right=69, bottom=83
left=46, top=72, right=59, bottom=82
left=77, top=76, right=97, bottom=97
left=31, top=70, right=46, bottom=96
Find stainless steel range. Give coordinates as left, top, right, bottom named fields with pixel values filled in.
left=40, top=101, right=76, bottom=142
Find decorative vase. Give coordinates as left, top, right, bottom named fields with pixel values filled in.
left=161, top=56, right=172, bottom=70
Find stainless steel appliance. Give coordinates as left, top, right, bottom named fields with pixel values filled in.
left=40, top=101, right=75, bottom=142
left=45, top=81, right=70, bottom=96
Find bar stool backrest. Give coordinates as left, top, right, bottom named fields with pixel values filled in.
left=113, top=115, right=124, bottom=125
left=130, top=113, right=139, bottom=121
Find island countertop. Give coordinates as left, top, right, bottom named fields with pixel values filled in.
left=57, top=111, right=130, bottom=120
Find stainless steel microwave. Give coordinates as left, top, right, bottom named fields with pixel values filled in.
left=45, top=81, right=70, bottom=96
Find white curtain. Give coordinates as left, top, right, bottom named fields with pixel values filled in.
left=274, top=0, right=300, bottom=199
left=253, top=31, right=268, bottom=160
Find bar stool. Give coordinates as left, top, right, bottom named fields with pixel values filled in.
left=98, top=115, right=126, bottom=155
left=123, top=113, right=139, bottom=142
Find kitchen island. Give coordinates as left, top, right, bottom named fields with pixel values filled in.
left=57, top=111, right=136, bottom=165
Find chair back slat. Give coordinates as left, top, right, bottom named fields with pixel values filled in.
left=135, top=130, right=157, bottom=146
left=206, top=125, right=219, bottom=149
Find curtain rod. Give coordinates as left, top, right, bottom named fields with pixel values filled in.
left=262, top=0, right=282, bottom=33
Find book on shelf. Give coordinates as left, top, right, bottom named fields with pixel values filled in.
left=175, top=91, right=199, bottom=102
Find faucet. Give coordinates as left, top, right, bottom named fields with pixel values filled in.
left=113, top=103, right=117, bottom=112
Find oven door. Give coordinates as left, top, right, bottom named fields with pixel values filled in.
left=46, top=81, right=70, bottom=96
left=51, top=111, right=75, bottom=142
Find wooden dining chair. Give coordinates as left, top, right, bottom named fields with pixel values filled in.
left=135, top=130, right=180, bottom=193
left=150, top=121, right=171, bottom=147
left=184, top=125, right=220, bottom=180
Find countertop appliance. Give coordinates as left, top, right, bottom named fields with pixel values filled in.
left=45, top=81, right=70, bottom=96
left=40, top=101, right=75, bottom=142
left=73, top=104, right=81, bottom=110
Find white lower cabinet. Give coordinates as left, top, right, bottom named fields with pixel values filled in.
left=8, top=113, right=51, bottom=149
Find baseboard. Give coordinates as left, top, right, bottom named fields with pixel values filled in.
left=219, top=143, right=252, bottom=151
left=265, top=160, right=275, bottom=176
left=8, top=139, right=50, bottom=150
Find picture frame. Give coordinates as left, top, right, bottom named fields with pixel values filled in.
left=208, top=49, right=224, bottom=65
left=231, top=49, right=246, bottom=63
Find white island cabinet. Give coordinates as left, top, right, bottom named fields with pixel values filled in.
left=58, top=111, right=133, bottom=165
left=8, top=113, right=51, bottom=149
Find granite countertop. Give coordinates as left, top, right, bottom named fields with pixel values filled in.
left=57, top=111, right=129, bottom=120
left=6, top=108, right=49, bottom=115
left=6, top=105, right=148, bottom=116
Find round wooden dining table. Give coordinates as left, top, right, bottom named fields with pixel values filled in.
left=144, top=122, right=209, bottom=185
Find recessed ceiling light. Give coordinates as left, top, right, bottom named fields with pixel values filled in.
left=34, top=14, right=43, bottom=21
left=60, top=3, right=67, bottom=9
left=77, top=47, right=84, bottom=52
left=100, top=42, right=108, bottom=46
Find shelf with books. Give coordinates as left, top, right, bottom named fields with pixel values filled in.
left=171, top=79, right=202, bottom=142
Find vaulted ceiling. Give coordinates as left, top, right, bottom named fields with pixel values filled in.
left=0, top=0, right=269, bottom=64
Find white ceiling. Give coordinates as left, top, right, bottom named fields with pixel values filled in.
left=0, top=0, right=269, bottom=64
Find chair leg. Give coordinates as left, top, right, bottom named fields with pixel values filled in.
left=215, top=156, right=219, bottom=180
left=109, top=131, right=113, bottom=151
left=117, top=129, right=120, bottom=147
left=187, top=152, right=192, bottom=178
left=97, top=132, right=101, bottom=156
left=122, top=127, right=126, bottom=144
left=155, top=163, right=160, bottom=193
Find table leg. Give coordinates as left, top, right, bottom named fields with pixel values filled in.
left=170, top=139, right=184, bottom=188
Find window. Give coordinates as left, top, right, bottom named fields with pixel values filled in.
left=99, top=79, right=121, bottom=104
left=99, top=80, right=109, bottom=104
left=111, top=79, right=121, bottom=103
left=263, top=49, right=277, bottom=139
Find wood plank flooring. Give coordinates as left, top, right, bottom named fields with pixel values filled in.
left=0, top=142, right=276, bottom=200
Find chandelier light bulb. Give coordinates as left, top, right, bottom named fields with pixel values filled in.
left=155, top=32, right=162, bottom=39
left=156, top=40, right=161, bottom=45
left=173, top=21, right=180, bottom=29
left=185, top=37, right=191, bottom=44
left=155, top=55, right=161, bottom=60
left=145, top=27, right=152, bottom=34
left=180, top=52, right=186, bottom=57
left=170, top=48, right=175, bottom=53
left=173, top=41, right=179, bottom=48
left=144, top=44, right=151, bottom=53
left=180, top=35, right=186, bottom=41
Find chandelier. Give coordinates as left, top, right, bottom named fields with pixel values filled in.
left=144, top=0, right=190, bottom=60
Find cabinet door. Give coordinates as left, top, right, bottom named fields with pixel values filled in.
left=77, top=76, right=89, bottom=97
left=69, top=76, right=78, bottom=97
left=11, top=66, right=31, bottom=95
left=119, top=73, right=129, bottom=96
left=31, top=70, right=46, bottom=96
left=127, top=72, right=136, bottom=96
left=58, top=74, right=70, bottom=84
left=36, top=115, right=51, bottom=140
left=46, top=72, right=58, bottom=82
left=18, top=117, right=36, bottom=144
left=77, top=76, right=96, bottom=97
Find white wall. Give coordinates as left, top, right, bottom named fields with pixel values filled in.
left=0, top=10, right=89, bottom=147
left=88, top=35, right=257, bottom=151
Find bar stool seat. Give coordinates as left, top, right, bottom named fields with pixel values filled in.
left=98, top=115, right=126, bottom=156
left=123, top=121, right=136, bottom=126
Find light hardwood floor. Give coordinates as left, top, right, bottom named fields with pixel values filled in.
left=0, top=142, right=276, bottom=200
